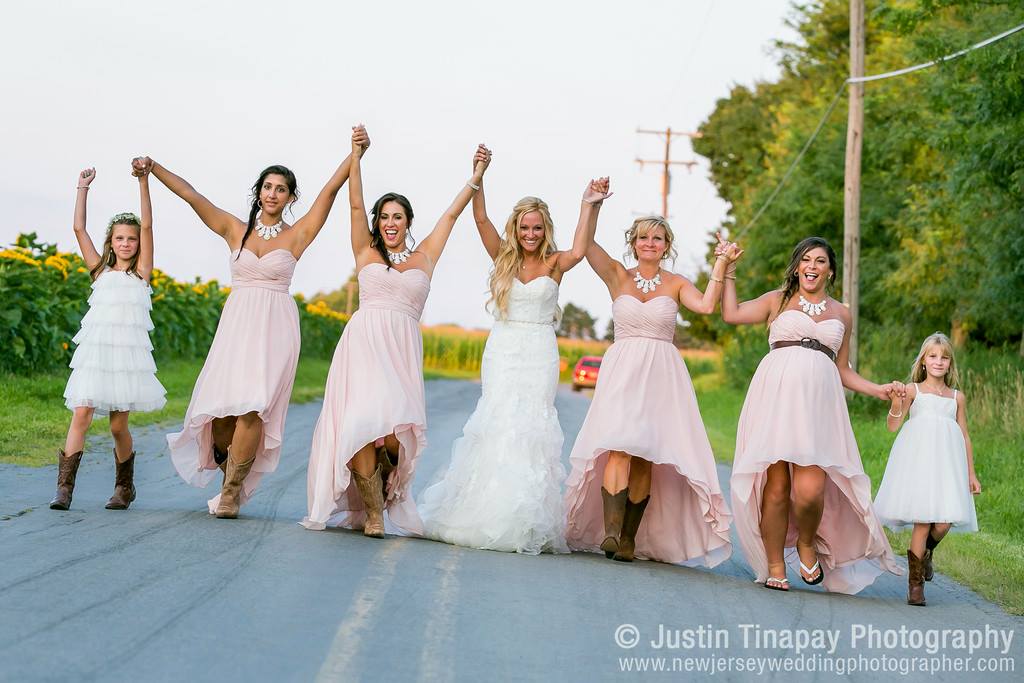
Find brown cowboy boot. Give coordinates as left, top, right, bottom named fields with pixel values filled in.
left=907, top=550, right=926, bottom=606
left=376, top=445, right=397, bottom=501
left=105, top=449, right=137, bottom=510
left=353, top=465, right=386, bottom=538
left=923, top=525, right=942, bottom=582
left=50, top=449, right=84, bottom=510
left=215, top=450, right=256, bottom=519
left=613, top=495, right=650, bottom=562
left=599, top=488, right=628, bottom=559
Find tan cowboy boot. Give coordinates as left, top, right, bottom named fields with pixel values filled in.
left=105, top=449, right=137, bottom=510
left=613, top=495, right=650, bottom=562
left=50, top=449, right=84, bottom=510
left=907, top=550, right=926, bottom=606
left=599, top=488, right=628, bottom=559
left=353, top=465, right=386, bottom=538
left=215, top=450, right=255, bottom=519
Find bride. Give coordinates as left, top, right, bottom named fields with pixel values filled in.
left=419, top=145, right=611, bottom=554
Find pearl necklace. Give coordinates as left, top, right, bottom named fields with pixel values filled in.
left=254, top=214, right=285, bottom=241
left=634, top=270, right=661, bottom=294
left=799, top=295, right=827, bottom=316
left=388, top=248, right=412, bottom=264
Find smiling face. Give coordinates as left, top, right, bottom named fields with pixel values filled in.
left=518, top=211, right=546, bottom=254
left=921, top=343, right=952, bottom=380
left=110, top=224, right=140, bottom=263
left=797, top=246, right=832, bottom=296
left=634, top=225, right=669, bottom=264
left=259, top=173, right=293, bottom=218
left=379, top=200, right=410, bottom=250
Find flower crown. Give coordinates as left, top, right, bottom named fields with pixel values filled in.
left=107, top=212, right=141, bottom=231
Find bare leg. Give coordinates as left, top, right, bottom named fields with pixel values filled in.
left=109, top=411, right=133, bottom=462
left=625, top=456, right=652, bottom=502
left=909, top=522, right=931, bottom=558
left=212, top=416, right=237, bottom=455
left=930, top=522, right=951, bottom=544
left=230, top=412, right=263, bottom=463
left=64, top=406, right=96, bottom=454
left=760, top=461, right=792, bottom=582
left=349, top=442, right=378, bottom=477
left=792, top=464, right=826, bottom=582
left=603, top=451, right=631, bottom=494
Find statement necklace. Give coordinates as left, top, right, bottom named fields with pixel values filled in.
left=799, top=295, right=827, bottom=316
left=388, top=248, right=412, bottom=264
left=634, top=270, right=661, bottom=294
left=255, top=214, right=285, bottom=241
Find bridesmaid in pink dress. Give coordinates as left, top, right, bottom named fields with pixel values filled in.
left=301, top=132, right=490, bottom=537
left=565, top=217, right=738, bottom=565
left=721, top=236, right=904, bottom=593
left=138, top=132, right=360, bottom=519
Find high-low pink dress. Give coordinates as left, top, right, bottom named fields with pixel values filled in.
left=301, top=262, right=429, bottom=535
left=564, top=296, right=732, bottom=566
left=730, top=309, right=901, bottom=593
left=168, top=248, right=300, bottom=514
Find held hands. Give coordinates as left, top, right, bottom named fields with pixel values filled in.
left=77, top=167, right=97, bottom=188
left=881, top=381, right=907, bottom=402
left=352, top=125, right=370, bottom=158
left=582, top=176, right=612, bottom=205
left=714, top=231, right=744, bottom=265
left=131, top=157, right=153, bottom=177
left=472, top=144, right=492, bottom=178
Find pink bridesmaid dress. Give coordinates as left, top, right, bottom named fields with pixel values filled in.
left=168, top=248, right=300, bottom=513
left=730, top=309, right=901, bottom=593
left=564, top=295, right=732, bottom=566
left=301, top=262, right=430, bottom=535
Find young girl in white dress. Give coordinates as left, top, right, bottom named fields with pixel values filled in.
left=874, top=332, right=980, bottom=606
left=418, top=146, right=611, bottom=554
left=51, top=165, right=167, bottom=512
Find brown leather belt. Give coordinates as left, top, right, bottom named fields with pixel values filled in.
left=770, top=338, right=837, bottom=362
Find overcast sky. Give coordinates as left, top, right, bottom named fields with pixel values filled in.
left=2, top=0, right=796, bottom=330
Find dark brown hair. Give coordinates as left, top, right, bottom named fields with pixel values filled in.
left=778, top=236, right=837, bottom=312
left=369, top=193, right=415, bottom=270
left=237, top=165, right=299, bottom=259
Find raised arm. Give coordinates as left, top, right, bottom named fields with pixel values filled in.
left=293, top=130, right=359, bottom=255
left=720, top=237, right=779, bottom=325
left=416, top=147, right=491, bottom=269
left=135, top=164, right=155, bottom=281
left=348, top=127, right=372, bottom=259
left=141, top=157, right=241, bottom=241
left=554, top=177, right=611, bottom=274
left=678, top=244, right=738, bottom=315
left=72, top=168, right=102, bottom=270
left=470, top=145, right=501, bottom=260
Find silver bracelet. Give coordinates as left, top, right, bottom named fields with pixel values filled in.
left=466, top=181, right=480, bottom=191
left=887, top=408, right=903, bottom=418
left=76, top=186, right=90, bottom=190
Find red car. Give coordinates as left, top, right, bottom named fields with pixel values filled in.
left=572, top=356, right=602, bottom=391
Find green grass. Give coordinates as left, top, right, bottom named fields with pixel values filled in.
left=0, top=357, right=331, bottom=468
left=693, top=371, right=1024, bottom=615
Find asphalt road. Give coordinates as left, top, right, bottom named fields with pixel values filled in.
left=1, top=380, right=1020, bottom=682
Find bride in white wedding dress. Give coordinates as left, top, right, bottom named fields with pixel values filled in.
left=419, top=146, right=611, bottom=554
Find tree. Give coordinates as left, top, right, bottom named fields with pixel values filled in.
left=557, top=302, right=598, bottom=340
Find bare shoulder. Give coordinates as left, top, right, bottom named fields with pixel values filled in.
left=831, top=297, right=852, bottom=324
left=956, top=388, right=967, bottom=406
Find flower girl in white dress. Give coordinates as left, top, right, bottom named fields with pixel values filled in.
left=418, top=146, right=611, bottom=554
left=51, top=165, right=166, bottom=512
left=874, top=332, right=980, bottom=606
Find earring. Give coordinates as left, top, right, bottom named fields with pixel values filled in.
left=257, top=199, right=263, bottom=209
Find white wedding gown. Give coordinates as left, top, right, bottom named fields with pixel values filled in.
left=419, top=276, right=569, bottom=554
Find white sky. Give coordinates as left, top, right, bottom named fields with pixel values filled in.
left=1, top=0, right=796, bottom=331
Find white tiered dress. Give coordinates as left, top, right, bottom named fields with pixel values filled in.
left=63, top=269, right=166, bottom=415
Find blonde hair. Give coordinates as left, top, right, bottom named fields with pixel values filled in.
left=909, top=332, right=961, bottom=388
left=624, top=215, right=677, bottom=264
left=487, top=197, right=558, bottom=318
left=90, top=213, right=143, bottom=282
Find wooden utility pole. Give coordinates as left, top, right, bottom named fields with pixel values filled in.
left=636, top=128, right=701, bottom=217
left=843, top=0, right=865, bottom=369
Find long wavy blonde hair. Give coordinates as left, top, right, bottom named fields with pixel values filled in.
left=909, top=332, right=961, bottom=389
left=487, top=196, right=558, bottom=318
